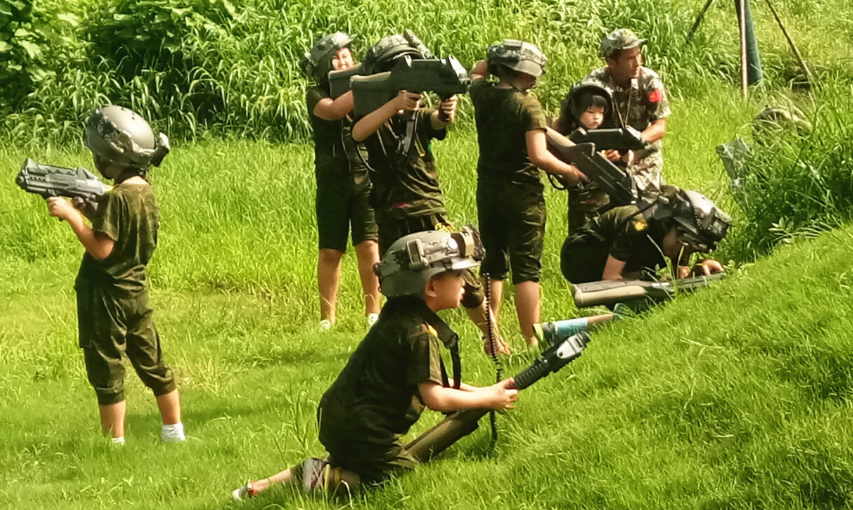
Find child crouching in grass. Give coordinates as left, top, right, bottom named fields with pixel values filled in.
left=232, top=227, right=517, bottom=500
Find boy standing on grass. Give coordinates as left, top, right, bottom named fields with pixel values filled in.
left=45, top=105, right=184, bottom=445
left=301, top=32, right=381, bottom=331
left=232, top=228, right=518, bottom=500
left=468, top=40, right=587, bottom=347
left=351, top=31, right=509, bottom=355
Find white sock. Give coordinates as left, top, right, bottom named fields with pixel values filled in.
left=161, top=422, right=185, bottom=442
left=111, top=436, right=125, bottom=445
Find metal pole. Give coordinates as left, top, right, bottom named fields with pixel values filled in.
left=737, top=0, right=749, bottom=98
left=764, top=0, right=814, bottom=84
left=686, top=0, right=716, bottom=44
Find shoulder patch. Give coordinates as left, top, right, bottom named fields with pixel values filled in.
left=633, top=219, right=648, bottom=232
left=425, top=325, right=438, bottom=338
left=647, top=89, right=663, bottom=104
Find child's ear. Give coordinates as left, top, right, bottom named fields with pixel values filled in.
left=423, top=278, right=438, bottom=299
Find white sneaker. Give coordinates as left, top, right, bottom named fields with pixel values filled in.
left=232, top=481, right=258, bottom=500
left=161, top=422, right=186, bottom=443
left=302, top=457, right=329, bottom=493
left=318, top=319, right=332, bottom=332
left=366, top=313, right=379, bottom=328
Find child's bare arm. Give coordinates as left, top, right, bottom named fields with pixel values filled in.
left=352, top=90, right=421, bottom=141
left=313, top=91, right=355, bottom=121
left=526, top=129, right=588, bottom=184
left=602, top=255, right=627, bottom=281
left=47, top=197, right=114, bottom=260
left=418, top=379, right=517, bottom=413
left=470, top=60, right=489, bottom=81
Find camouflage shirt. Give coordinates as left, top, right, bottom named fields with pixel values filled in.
left=469, top=79, right=549, bottom=192
left=582, top=66, right=671, bottom=191
left=359, top=109, right=447, bottom=223
left=306, top=85, right=369, bottom=182
left=318, top=296, right=451, bottom=447
left=567, top=204, right=669, bottom=273
left=75, top=183, right=159, bottom=295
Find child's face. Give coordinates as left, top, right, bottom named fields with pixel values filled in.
left=331, top=47, right=354, bottom=71
left=579, top=106, right=605, bottom=130
left=663, top=229, right=698, bottom=260
left=426, top=271, right=466, bottom=311
left=514, top=72, right=537, bottom=93
left=92, top=153, right=121, bottom=180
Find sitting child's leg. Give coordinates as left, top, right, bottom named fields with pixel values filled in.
left=232, top=458, right=361, bottom=500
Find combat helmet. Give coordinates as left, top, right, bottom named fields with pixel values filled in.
left=374, top=226, right=484, bottom=298
left=487, top=39, right=547, bottom=77
left=363, top=30, right=433, bottom=75
left=566, top=81, right=613, bottom=120
left=86, top=105, right=170, bottom=179
left=299, top=32, right=353, bottom=82
left=670, top=189, right=732, bottom=252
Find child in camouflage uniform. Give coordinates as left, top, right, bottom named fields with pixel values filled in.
left=469, top=40, right=586, bottom=347
left=46, top=105, right=184, bottom=444
left=232, top=228, right=518, bottom=500
left=560, top=186, right=729, bottom=284
left=351, top=31, right=506, bottom=354
left=301, top=33, right=381, bottom=330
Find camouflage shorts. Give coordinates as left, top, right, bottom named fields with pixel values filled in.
left=76, top=281, right=176, bottom=405
left=316, top=174, right=378, bottom=252
left=477, top=182, right=545, bottom=284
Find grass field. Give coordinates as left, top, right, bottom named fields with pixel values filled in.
left=4, top=80, right=853, bottom=509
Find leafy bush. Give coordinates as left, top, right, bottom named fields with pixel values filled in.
left=0, top=0, right=52, bottom=112
left=726, top=84, right=853, bottom=260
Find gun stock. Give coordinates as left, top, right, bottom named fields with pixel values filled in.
left=350, top=56, right=470, bottom=117
left=404, top=332, right=591, bottom=461
left=16, top=159, right=112, bottom=203
left=572, top=273, right=726, bottom=308
left=546, top=128, right=637, bottom=206
left=328, top=63, right=365, bottom=99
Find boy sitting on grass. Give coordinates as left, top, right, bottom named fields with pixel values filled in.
left=45, top=105, right=184, bottom=444
left=232, top=228, right=518, bottom=500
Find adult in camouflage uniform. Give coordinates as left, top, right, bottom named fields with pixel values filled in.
left=469, top=40, right=586, bottom=347
left=580, top=29, right=671, bottom=192
left=232, top=228, right=518, bottom=500
left=351, top=31, right=502, bottom=350
left=45, top=105, right=184, bottom=445
left=560, top=186, right=730, bottom=284
left=301, top=33, right=381, bottom=331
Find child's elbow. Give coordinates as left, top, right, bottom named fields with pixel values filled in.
left=90, top=240, right=115, bottom=260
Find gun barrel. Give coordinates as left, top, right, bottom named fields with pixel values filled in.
left=572, top=274, right=726, bottom=308
left=16, top=159, right=111, bottom=201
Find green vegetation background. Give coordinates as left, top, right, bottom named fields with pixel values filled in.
left=2, top=0, right=853, bottom=508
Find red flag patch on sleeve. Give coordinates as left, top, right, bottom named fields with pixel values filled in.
left=647, top=89, right=663, bottom=103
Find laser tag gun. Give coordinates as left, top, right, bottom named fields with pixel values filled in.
left=569, top=126, right=649, bottom=153
left=16, top=159, right=112, bottom=209
left=572, top=273, right=727, bottom=309
left=546, top=127, right=638, bottom=206
left=404, top=331, right=591, bottom=462
left=349, top=55, right=471, bottom=117
left=328, top=63, right=365, bottom=99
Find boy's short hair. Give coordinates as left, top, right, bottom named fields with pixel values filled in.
left=574, top=92, right=610, bottom=117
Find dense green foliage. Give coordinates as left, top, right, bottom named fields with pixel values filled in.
left=3, top=0, right=852, bottom=145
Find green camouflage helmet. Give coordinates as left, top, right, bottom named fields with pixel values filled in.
left=86, top=105, right=169, bottom=177
left=299, top=32, right=353, bottom=82
left=754, top=105, right=813, bottom=135
left=487, top=39, right=547, bottom=77
left=671, top=189, right=732, bottom=252
left=374, top=226, right=484, bottom=298
left=600, top=28, right=647, bottom=58
left=363, top=29, right=433, bottom=75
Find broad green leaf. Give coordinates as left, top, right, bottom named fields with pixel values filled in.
left=13, top=27, right=32, bottom=38
left=0, top=39, right=10, bottom=53
left=18, top=39, right=41, bottom=59
left=56, top=13, right=80, bottom=26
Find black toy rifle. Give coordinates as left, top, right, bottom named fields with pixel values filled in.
left=328, top=63, right=365, bottom=99
left=348, top=55, right=470, bottom=117
left=572, top=273, right=726, bottom=309
left=16, top=159, right=112, bottom=205
left=404, top=331, right=591, bottom=462
left=569, top=126, right=648, bottom=153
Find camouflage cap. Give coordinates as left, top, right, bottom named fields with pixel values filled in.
left=299, top=32, right=352, bottom=82
left=363, top=30, right=433, bottom=75
left=487, top=39, right=547, bottom=77
left=600, top=29, right=647, bottom=58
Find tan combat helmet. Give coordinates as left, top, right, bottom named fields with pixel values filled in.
left=86, top=105, right=169, bottom=178
left=487, top=39, right=547, bottom=77
left=362, top=30, right=433, bottom=75
left=299, top=32, right=353, bottom=82
left=374, top=226, right=484, bottom=298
